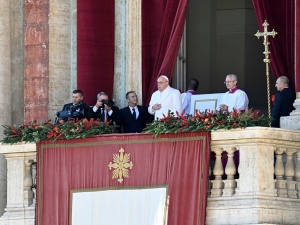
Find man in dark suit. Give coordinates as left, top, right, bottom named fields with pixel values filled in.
left=92, top=92, right=122, bottom=127
left=271, top=76, right=296, bottom=127
left=120, top=91, right=153, bottom=133
left=58, top=89, right=92, bottom=121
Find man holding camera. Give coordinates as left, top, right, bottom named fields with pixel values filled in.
left=58, top=89, right=92, bottom=121
left=92, top=92, right=122, bottom=127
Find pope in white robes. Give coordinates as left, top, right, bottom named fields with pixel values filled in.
left=148, top=75, right=182, bottom=119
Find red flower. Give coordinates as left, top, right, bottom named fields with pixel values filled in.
left=271, top=95, right=275, bottom=104
left=231, top=109, right=239, bottom=118
left=84, top=124, right=91, bottom=131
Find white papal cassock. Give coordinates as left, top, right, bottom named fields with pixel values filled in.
left=148, top=86, right=182, bottom=119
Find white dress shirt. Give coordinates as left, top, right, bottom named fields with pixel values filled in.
left=129, top=106, right=139, bottom=119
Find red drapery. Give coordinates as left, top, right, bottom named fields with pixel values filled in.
left=252, top=0, right=295, bottom=91
left=36, top=132, right=210, bottom=225
left=77, top=1, right=115, bottom=106
left=142, top=0, right=188, bottom=105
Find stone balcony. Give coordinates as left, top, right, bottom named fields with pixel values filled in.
left=207, top=127, right=300, bottom=225
left=0, top=127, right=300, bottom=225
left=0, top=143, right=36, bottom=225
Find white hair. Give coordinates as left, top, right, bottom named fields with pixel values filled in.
left=97, top=92, right=108, bottom=99
left=159, top=75, right=169, bottom=82
left=226, top=74, right=237, bottom=81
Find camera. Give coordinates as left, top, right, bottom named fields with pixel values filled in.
left=100, top=99, right=115, bottom=108
left=55, top=101, right=85, bottom=123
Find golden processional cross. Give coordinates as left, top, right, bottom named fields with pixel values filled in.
left=254, top=20, right=277, bottom=120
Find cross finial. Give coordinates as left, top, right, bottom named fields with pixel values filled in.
left=254, top=20, right=277, bottom=64
left=254, top=20, right=277, bottom=123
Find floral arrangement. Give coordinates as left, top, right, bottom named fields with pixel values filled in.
left=1, top=119, right=118, bottom=144
left=143, top=109, right=271, bottom=137
left=1, top=109, right=271, bottom=145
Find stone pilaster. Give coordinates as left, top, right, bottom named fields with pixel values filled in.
left=24, top=0, right=49, bottom=123
left=114, top=0, right=142, bottom=108
left=48, top=0, right=75, bottom=121
left=0, top=155, right=6, bottom=217
left=0, top=0, right=12, bottom=216
left=0, top=143, right=36, bottom=225
left=11, top=0, right=25, bottom=125
left=114, top=0, right=127, bottom=108
left=0, top=0, right=12, bottom=139
left=126, top=0, right=142, bottom=105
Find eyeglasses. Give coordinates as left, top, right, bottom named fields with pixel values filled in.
left=224, top=80, right=236, bottom=84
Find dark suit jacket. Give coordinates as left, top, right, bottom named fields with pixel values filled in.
left=120, top=105, right=153, bottom=133
left=93, top=105, right=122, bottom=126
left=271, top=88, right=296, bottom=127
left=60, top=101, right=92, bottom=121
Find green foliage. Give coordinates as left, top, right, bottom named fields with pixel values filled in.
left=1, top=119, right=118, bottom=144
left=1, top=109, right=271, bottom=144
left=143, top=109, right=271, bottom=137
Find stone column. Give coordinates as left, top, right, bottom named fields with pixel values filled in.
left=0, top=0, right=12, bottom=216
left=48, top=0, right=75, bottom=121
left=114, top=0, right=142, bottom=108
left=126, top=0, right=142, bottom=104
left=114, top=0, right=127, bottom=108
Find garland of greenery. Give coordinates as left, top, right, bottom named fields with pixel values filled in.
left=1, top=119, right=118, bottom=144
left=143, top=109, right=271, bottom=137
left=1, top=109, right=271, bottom=144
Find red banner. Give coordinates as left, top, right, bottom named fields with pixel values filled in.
left=36, top=132, right=210, bottom=225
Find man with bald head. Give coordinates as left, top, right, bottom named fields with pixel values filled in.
left=148, top=75, right=182, bottom=119
left=271, top=76, right=296, bottom=127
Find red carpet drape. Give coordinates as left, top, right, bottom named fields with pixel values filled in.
left=77, top=1, right=115, bottom=106
left=36, top=132, right=210, bottom=225
left=252, top=0, right=295, bottom=90
left=142, top=0, right=188, bottom=105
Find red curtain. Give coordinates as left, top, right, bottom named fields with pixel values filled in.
left=296, top=1, right=300, bottom=92
left=252, top=0, right=295, bottom=91
left=77, top=1, right=115, bottom=106
left=36, top=132, right=210, bottom=225
left=142, top=0, right=188, bottom=105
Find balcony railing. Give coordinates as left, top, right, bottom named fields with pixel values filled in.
left=207, top=127, right=300, bottom=225
left=0, top=127, right=300, bottom=225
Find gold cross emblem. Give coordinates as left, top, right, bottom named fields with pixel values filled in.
left=108, top=148, right=133, bottom=183
left=254, top=20, right=277, bottom=64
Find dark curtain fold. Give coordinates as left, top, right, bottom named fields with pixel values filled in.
left=252, top=0, right=295, bottom=90
left=36, top=132, right=210, bottom=225
left=77, top=1, right=115, bottom=106
left=142, top=0, right=188, bottom=105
